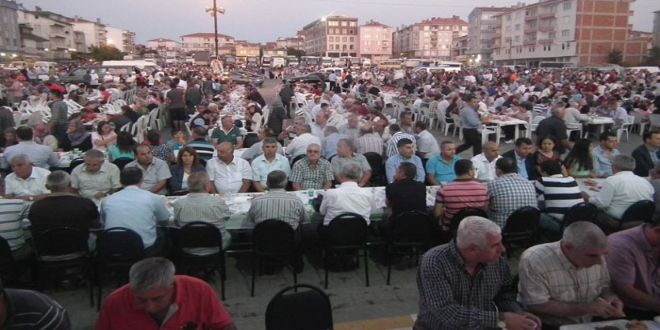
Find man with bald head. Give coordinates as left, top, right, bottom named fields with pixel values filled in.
left=471, top=142, right=502, bottom=182
left=125, top=145, right=171, bottom=194
left=206, top=142, right=253, bottom=193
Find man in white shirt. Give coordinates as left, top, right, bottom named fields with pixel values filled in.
left=471, top=142, right=502, bottom=182
left=206, top=142, right=253, bottom=194
left=2, top=126, right=60, bottom=170
left=285, top=123, right=322, bottom=160
left=319, top=162, right=374, bottom=226
left=4, top=154, right=50, bottom=201
left=310, top=109, right=328, bottom=139
left=251, top=138, right=291, bottom=192
left=414, top=120, right=440, bottom=160
left=585, top=155, right=654, bottom=232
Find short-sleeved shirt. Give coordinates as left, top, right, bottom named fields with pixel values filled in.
left=4, top=288, right=71, bottom=330
left=425, top=155, right=461, bottom=184
left=251, top=154, right=291, bottom=186
left=96, top=275, right=233, bottom=330
left=211, top=126, right=242, bottom=145
left=125, top=158, right=172, bottom=194
left=330, top=153, right=371, bottom=177
left=518, top=242, right=610, bottom=326
left=436, top=180, right=489, bottom=222
left=28, top=195, right=100, bottom=238
left=534, top=175, right=583, bottom=220
left=0, top=199, right=27, bottom=251
left=290, top=158, right=334, bottom=190
left=206, top=156, right=253, bottom=193
left=71, top=161, right=121, bottom=199
left=385, top=179, right=427, bottom=217
left=4, top=167, right=50, bottom=197
left=487, top=173, right=538, bottom=227
left=245, top=190, right=307, bottom=229
left=107, top=146, right=135, bottom=161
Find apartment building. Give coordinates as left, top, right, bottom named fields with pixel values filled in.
left=18, top=6, right=75, bottom=59
left=492, top=0, right=649, bottom=66
left=359, top=20, right=393, bottom=64
left=393, top=16, right=468, bottom=60
left=180, top=32, right=234, bottom=56
left=146, top=38, right=180, bottom=64
left=105, top=26, right=136, bottom=53
left=298, top=15, right=359, bottom=57
left=68, top=16, right=107, bottom=51
left=276, top=37, right=303, bottom=50
left=0, top=0, right=20, bottom=57
left=467, top=7, right=510, bottom=61
left=235, top=41, right=260, bottom=60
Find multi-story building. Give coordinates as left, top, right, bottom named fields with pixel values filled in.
left=359, top=20, right=392, bottom=64
left=0, top=0, right=20, bottom=57
left=453, top=34, right=470, bottom=62
left=72, top=30, right=86, bottom=52
left=654, top=10, right=660, bottom=47
left=18, top=23, right=47, bottom=58
left=276, top=37, right=303, bottom=50
left=18, top=6, right=75, bottom=59
left=235, top=41, right=260, bottom=61
left=298, top=15, right=359, bottom=57
left=492, top=0, right=649, bottom=66
left=68, top=16, right=107, bottom=51
left=393, top=16, right=468, bottom=60
left=467, top=7, right=510, bottom=61
left=180, top=32, right=234, bottom=57
left=146, top=38, right=180, bottom=64
left=105, top=26, right=136, bottom=53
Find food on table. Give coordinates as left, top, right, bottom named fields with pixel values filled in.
left=625, top=320, right=648, bottom=330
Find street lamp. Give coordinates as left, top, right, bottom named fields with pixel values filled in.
left=206, top=0, right=225, bottom=59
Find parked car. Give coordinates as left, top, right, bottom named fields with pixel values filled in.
left=289, top=72, right=327, bottom=84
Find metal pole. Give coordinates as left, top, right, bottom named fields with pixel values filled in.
left=213, top=0, right=219, bottom=59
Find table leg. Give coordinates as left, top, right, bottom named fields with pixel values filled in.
left=496, top=125, right=502, bottom=143
left=514, top=124, right=519, bottom=140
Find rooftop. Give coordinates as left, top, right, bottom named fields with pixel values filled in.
left=180, top=32, right=234, bottom=39
left=362, top=20, right=391, bottom=28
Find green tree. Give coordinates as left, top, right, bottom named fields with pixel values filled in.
left=606, top=49, right=623, bottom=65
left=646, top=46, right=660, bottom=66
left=286, top=47, right=305, bottom=59
left=89, top=45, right=123, bottom=61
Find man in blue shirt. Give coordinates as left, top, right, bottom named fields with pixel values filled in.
left=385, top=138, right=425, bottom=183
left=426, top=141, right=461, bottom=185
left=592, top=131, right=621, bottom=178
left=456, top=94, right=484, bottom=157
left=501, top=137, right=535, bottom=180
left=101, top=167, right=171, bottom=256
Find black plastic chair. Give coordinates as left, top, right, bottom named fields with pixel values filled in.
left=68, top=158, right=85, bottom=173
left=95, top=227, right=145, bottom=310
left=502, top=207, right=540, bottom=254
left=173, top=222, right=226, bottom=299
left=33, top=227, right=93, bottom=307
left=450, top=208, right=488, bottom=233
left=0, top=236, right=17, bottom=282
left=112, top=157, right=133, bottom=170
left=251, top=219, right=300, bottom=297
left=290, top=154, right=306, bottom=167
left=321, top=213, right=369, bottom=289
left=265, top=284, right=333, bottom=330
left=363, top=152, right=386, bottom=186
left=562, top=202, right=599, bottom=229
left=385, top=210, right=433, bottom=285
left=618, top=200, right=656, bottom=231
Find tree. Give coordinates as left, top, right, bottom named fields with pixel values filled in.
left=606, top=49, right=623, bottom=65
left=286, top=47, right=305, bottom=59
left=645, top=46, right=660, bottom=66
left=89, top=45, right=123, bottom=61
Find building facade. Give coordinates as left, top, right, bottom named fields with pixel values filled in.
left=467, top=7, right=510, bottom=61
left=17, top=7, right=75, bottom=59
left=359, top=20, right=393, bottom=64
left=298, top=15, right=359, bottom=57
left=492, top=0, right=649, bottom=66
left=276, top=37, right=303, bottom=50
left=393, top=16, right=468, bottom=60
left=146, top=38, right=180, bottom=63
left=235, top=41, right=260, bottom=60
left=0, top=0, right=20, bottom=57
left=68, top=17, right=107, bottom=51
left=105, top=26, right=135, bottom=53
left=180, top=32, right=234, bottom=56
left=654, top=10, right=660, bottom=47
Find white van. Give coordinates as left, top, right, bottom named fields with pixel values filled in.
left=626, top=66, right=660, bottom=73
left=321, top=67, right=344, bottom=76
left=102, top=60, right=161, bottom=71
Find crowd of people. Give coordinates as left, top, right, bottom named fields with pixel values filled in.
left=0, top=61, right=659, bottom=329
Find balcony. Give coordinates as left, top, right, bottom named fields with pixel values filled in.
left=525, top=15, right=537, bottom=21
left=538, top=38, right=553, bottom=45
left=538, top=25, right=555, bottom=33
left=523, top=39, right=536, bottom=46
left=538, top=12, right=555, bottom=19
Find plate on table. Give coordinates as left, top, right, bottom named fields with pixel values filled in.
left=559, top=319, right=660, bottom=330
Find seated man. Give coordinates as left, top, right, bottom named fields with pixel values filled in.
left=70, top=149, right=121, bottom=200
left=385, top=163, right=427, bottom=219
left=290, top=143, right=334, bottom=190
left=632, top=130, right=660, bottom=177
left=385, top=124, right=416, bottom=158
left=585, top=155, right=654, bottom=232
left=535, top=159, right=584, bottom=233
left=592, top=131, right=620, bottom=178
left=319, top=162, right=374, bottom=226
left=2, top=126, right=60, bottom=170
left=607, top=222, right=660, bottom=319
left=173, top=172, right=231, bottom=250
left=487, top=157, right=538, bottom=227
left=4, top=154, right=50, bottom=201
left=125, top=144, right=172, bottom=195
left=415, top=216, right=541, bottom=329
left=518, top=221, right=625, bottom=327
left=414, top=120, right=440, bottom=160
left=245, top=170, right=307, bottom=229
left=100, top=168, right=171, bottom=256
left=96, top=257, right=235, bottom=330
left=206, top=142, right=253, bottom=194
left=285, top=121, right=322, bottom=161
left=29, top=170, right=100, bottom=239
left=435, top=159, right=488, bottom=230
left=502, top=137, right=535, bottom=180
left=210, top=114, right=243, bottom=148
left=426, top=141, right=461, bottom=185
left=185, top=126, right=215, bottom=162
left=385, top=138, right=425, bottom=184
left=355, top=124, right=384, bottom=155
left=0, top=279, right=71, bottom=329
left=471, top=142, right=501, bottom=182
left=330, top=139, right=372, bottom=187
left=251, top=137, right=291, bottom=192
left=0, top=199, right=30, bottom=261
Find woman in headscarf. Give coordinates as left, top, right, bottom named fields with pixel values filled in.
left=66, top=116, right=92, bottom=151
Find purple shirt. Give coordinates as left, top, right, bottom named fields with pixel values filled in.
left=607, top=225, right=659, bottom=310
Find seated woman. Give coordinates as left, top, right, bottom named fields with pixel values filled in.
left=533, top=136, right=564, bottom=178
left=145, top=130, right=173, bottom=163
left=91, top=120, right=117, bottom=152
left=168, top=146, right=206, bottom=194
left=67, top=117, right=92, bottom=152
left=563, top=139, right=595, bottom=178
left=107, top=131, right=136, bottom=162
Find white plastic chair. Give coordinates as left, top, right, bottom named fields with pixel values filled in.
left=630, top=111, right=647, bottom=136
left=481, top=125, right=498, bottom=145
left=616, top=115, right=634, bottom=142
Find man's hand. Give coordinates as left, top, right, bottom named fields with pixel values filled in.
left=603, top=296, right=626, bottom=318
left=503, top=312, right=539, bottom=330
left=588, top=297, right=626, bottom=319
left=94, top=192, right=107, bottom=200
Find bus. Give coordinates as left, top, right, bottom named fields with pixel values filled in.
left=434, top=61, right=463, bottom=73
left=261, top=56, right=272, bottom=67
left=321, top=57, right=333, bottom=67
left=339, top=56, right=361, bottom=68
left=301, top=56, right=320, bottom=67
left=286, top=55, right=299, bottom=66
left=538, top=61, right=575, bottom=69
left=378, top=59, right=403, bottom=70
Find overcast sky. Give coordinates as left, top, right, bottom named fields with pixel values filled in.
left=16, top=0, right=660, bottom=44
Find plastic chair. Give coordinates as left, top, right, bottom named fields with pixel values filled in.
left=0, top=236, right=18, bottom=282
left=321, top=213, right=369, bottom=289
left=363, top=152, right=386, bottom=186
left=385, top=210, right=433, bottom=285
left=562, top=202, right=598, bottom=229
left=68, top=158, right=85, bottom=173
left=173, top=222, right=226, bottom=299
left=251, top=219, right=300, bottom=297
left=450, top=208, right=488, bottom=234
left=265, top=284, right=333, bottom=330
left=617, top=200, right=655, bottom=231
left=481, top=124, right=498, bottom=145
left=112, top=157, right=134, bottom=170
left=616, top=115, right=634, bottom=142
left=502, top=206, right=540, bottom=254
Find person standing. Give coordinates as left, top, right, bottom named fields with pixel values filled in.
left=48, top=89, right=70, bottom=150
left=456, top=94, right=485, bottom=157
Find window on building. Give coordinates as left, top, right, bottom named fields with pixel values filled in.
left=329, top=36, right=334, bottom=42
left=562, top=16, right=570, bottom=24
left=349, top=37, right=354, bottom=42
left=561, top=29, right=570, bottom=37
left=349, top=44, right=354, bottom=50
left=342, top=29, right=347, bottom=34
left=515, top=24, right=520, bottom=31
left=563, top=1, right=571, bottom=10
left=340, top=21, right=347, bottom=27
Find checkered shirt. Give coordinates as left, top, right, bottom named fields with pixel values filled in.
left=290, top=158, right=334, bottom=190
left=487, top=173, right=538, bottom=227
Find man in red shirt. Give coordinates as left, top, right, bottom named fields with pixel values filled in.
left=96, top=257, right=235, bottom=330
left=435, top=159, right=489, bottom=231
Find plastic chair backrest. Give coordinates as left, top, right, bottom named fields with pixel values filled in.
left=35, top=227, right=88, bottom=258
left=325, top=213, right=368, bottom=247
left=253, top=219, right=296, bottom=254
left=97, top=227, right=145, bottom=262
left=265, top=284, right=333, bottom=330
left=176, top=222, right=222, bottom=250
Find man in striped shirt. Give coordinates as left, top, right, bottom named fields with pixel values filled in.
left=185, top=126, right=215, bottom=162
left=535, top=159, right=584, bottom=232
left=435, top=159, right=489, bottom=230
left=0, top=199, right=30, bottom=261
left=245, top=170, right=307, bottom=230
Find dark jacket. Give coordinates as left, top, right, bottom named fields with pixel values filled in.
left=168, top=165, right=207, bottom=192
left=502, top=149, right=536, bottom=180
left=632, top=144, right=660, bottom=177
